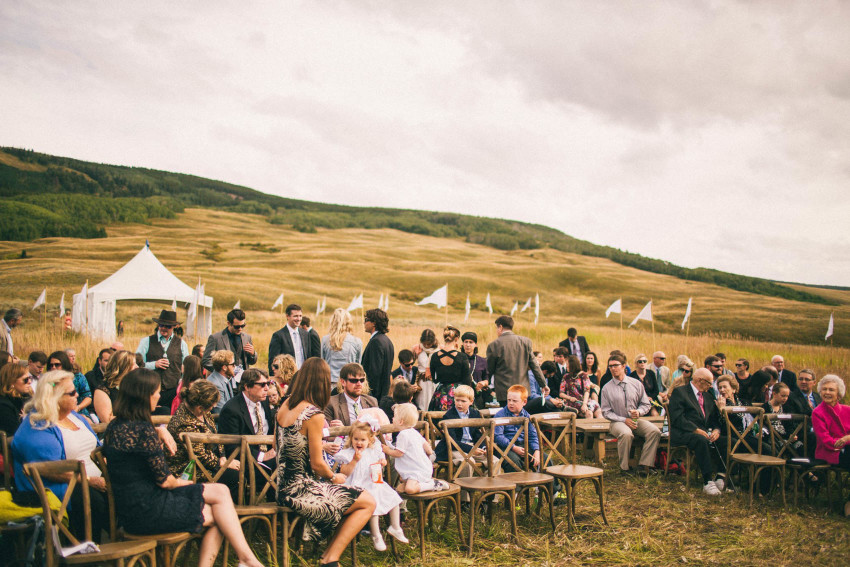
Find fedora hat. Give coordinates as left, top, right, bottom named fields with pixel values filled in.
left=153, top=309, right=181, bottom=327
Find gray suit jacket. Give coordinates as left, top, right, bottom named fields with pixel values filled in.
left=651, top=365, right=671, bottom=392
left=485, top=331, right=544, bottom=402
left=323, top=393, right=379, bottom=426
left=201, top=329, right=257, bottom=372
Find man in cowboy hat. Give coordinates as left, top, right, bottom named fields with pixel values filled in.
left=136, top=309, right=189, bottom=415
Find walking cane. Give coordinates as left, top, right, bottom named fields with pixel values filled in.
left=708, top=431, right=736, bottom=492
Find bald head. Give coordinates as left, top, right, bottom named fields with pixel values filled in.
left=652, top=351, right=666, bottom=367
left=691, top=368, right=715, bottom=392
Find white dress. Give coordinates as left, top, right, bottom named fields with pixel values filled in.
left=414, top=345, right=439, bottom=410
left=392, top=428, right=433, bottom=483
left=336, top=443, right=402, bottom=516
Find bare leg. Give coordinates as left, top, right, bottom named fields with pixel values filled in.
left=404, top=479, right=421, bottom=494
left=202, top=483, right=263, bottom=567
left=197, top=515, right=223, bottom=567
left=320, top=492, right=375, bottom=564
left=388, top=506, right=401, bottom=530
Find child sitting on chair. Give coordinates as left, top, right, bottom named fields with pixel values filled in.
left=384, top=403, right=448, bottom=494
left=336, top=420, right=408, bottom=551
left=494, top=385, right=541, bottom=472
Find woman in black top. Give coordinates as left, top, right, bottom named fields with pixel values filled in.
left=461, top=331, right=491, bottom=409
left=428, top=326, right=472, bottom=411
left=629, top=353, right=660, bottom=415
left=0, top=362, right=32, bottom=435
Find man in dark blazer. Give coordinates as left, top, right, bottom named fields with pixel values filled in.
left=201, top=308, right=257, bottom=373
left=300, top=317, right=322, bottom=356
left=324, top=363, right=379, bottom=426
left=669, top=368, right=724, bottom=496
left=558, top=327, right=589, bottom=361
left=771, top=355, right=798, bottom=392
left=551, top=347, right=570, bottom=394
left=787, top=369, right=821, bottom=416
left=391, top=349, right=419, bottom=384
left=268, top=304, right=318, bottom=374
left=217, top=368, right=276, bottom=467
left=361, top=308, right=394, bottom=401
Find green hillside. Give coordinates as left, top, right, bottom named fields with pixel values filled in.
left=0, top=146, right=834, bottom=306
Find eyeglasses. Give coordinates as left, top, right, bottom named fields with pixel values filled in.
left=231, top=324, right=246, bottom=330
left=711, top=364, right=723, bottom=369
left=346, top=377, right=367, bottom=383
left=20, top=377, right=32, bottom=384
left=272, top=364, right=279, bottom=370
left=252, top=381, right=271, bottom=388
left=222, top=362, right=236, bottom=368
left=607, top=363, right=622, bottom=369
left=636, top=360, right=647, bottom=364
left=734, top=363, right=744, bottom=367
left=48, top=362, right=62, bottom=369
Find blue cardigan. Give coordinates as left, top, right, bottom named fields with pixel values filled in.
left=11, top=411, right=98, bottom=500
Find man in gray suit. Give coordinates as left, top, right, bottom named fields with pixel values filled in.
left=486, top=315, right=547, bottom=405
left=201, top=309, right=257, bottom=373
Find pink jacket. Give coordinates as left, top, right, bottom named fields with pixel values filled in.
left=811, top=402, right=850, bottom=464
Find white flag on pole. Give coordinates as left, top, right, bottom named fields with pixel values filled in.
left=521, top=297, right=532, bottom=312
left=171, top=298, right=177, bottom=311
left=605, top=298, right=622, bottom=318
left=485, top=293, right=493, bottom=314
left=318, top=296, right=326, bottom=315
left=826, top=312, right=834, bottom=340
left=681, top=297, right=692, bottom=330
left=59, top=293, right=65, bottom=315
left=464, top=293, right=471, bottom=322
left=416, top=285, right=448, bottom=309
left=233, top=300, right=241, bottom=310
left=629, top=300, right=653, bottom=327
left=32, top=288, right=46, bottom=310
left=378, top=294, right=385, bottom=310
left=272, top=293, right=284, bottom=310
left=510, top=301, right=518, bottom=316
left=347, top=293, right=363, bottom=312
left=534, top=293, right=540, bottom=325
left=384, top=294, right=389, bottom=312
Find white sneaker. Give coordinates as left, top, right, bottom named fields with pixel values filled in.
left=371, top=532, right=387, bottom=551
left=703, top=481, right=721, bottom=496
left=714, top=477, right=725, bottom=492
left=386, top=525, right=409, bottom=544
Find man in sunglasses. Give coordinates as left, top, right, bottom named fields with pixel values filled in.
left=137, top=309, right=189, bottom=414
left=202, top=308, right=257, bottom=375
left=325, top=363, right=378, bottom=427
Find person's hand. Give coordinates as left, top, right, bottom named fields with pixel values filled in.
left=323, top=441, right=341, bottom=455
left=715, top=396, right=727, bottom=409
left=709, top=430, right=720, bottom=443
left=475, top=380, right=486, bottom=391
left=551, top=398, right=564, bottom=408
left=331, top=473, right=345, bottom=484
left=411, top=383, right=422, bottom=394
left=155, top=358, right=170, bottom=370
left=512, top=446, right=525, bottom=456
left=223, top=457, right=241, bottom=470
left=695, top=428, right=709, bottom=439
left=157, top=427, right=177, bottom=455
left=263, top=448, right=277, bottom=462
left=625, top=418, right=637, bottom=430
left=329, top=419, right=344, bottom=428
left=412, top=344, right=423, bottom=356
left=581, top=403, right=588, bottom=412
left=658, top=392, right=668, bottom=403
left=542, top=386, right=551, bottom=398
left=353, top=448, right=363, bottom=461
left=88, top=476, right=107, bottom=492
left=628, top=409, right=640, bottom=419
left=243, top=342, right=255, bottom=355
left=532, top=450, right=540, bottom=468
left=474, top=447, right=485, bottom=456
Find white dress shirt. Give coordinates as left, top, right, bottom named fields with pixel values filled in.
left=288, top=324, right=304, bottom=368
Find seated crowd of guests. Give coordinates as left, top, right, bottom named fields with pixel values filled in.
left=2, top=307, right=849, bottom=567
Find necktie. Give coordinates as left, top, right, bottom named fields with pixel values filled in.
left=254, top=403, right=268, bottom=451
left=697, top=391, right=705, bottom=417
left=808, top=394, right=814, bottom=409
left=354, top=400, right=361, bottom=419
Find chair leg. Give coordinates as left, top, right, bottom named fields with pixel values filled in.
left=417, top=500, right=426, bottom=563
left=508, top=489, right=518, bottom=542
left=597, top=477, right=609, bottom=526
left=780, top=465, right=787, bottom=508
left=466, top=493, right=478, bottom=557
left=563, top=477, right=575, bottom=531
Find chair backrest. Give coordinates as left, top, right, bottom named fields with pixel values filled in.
left=23, top=459, right=90, bottom=565
left=491, top=415, right=531, bottom=472
left=422, top=411, right=446, bottom=448
left=531, top=412, right=576, bottom=468
left=242, top=434, right=278, bottom=505
left=93, top=414, right=172, bottom=436
left=440, top=418, right=493, bottom=480
left=763, top=412, right=808, bottom=459
left=180, top=432, right=244, bottom=489
left=0, top=431, right=12, bottom=491
left=479, top=407, right=501, bottom=418
left=721, top=406, right=765, bottom=458
left=91, top=447, right=118, bottom=541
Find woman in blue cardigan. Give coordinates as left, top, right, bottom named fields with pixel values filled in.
left=12, top=370, right=107, bottom=541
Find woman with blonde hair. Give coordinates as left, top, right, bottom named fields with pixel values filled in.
left=272, top=353, right=298, bottom=398
left=93, top=349, right=137, bottom=423
left=660, top=358, right=695, bottom=402
left=321, top=308, right=363, bottom=390
left=428, top=325, right=472, bottom=411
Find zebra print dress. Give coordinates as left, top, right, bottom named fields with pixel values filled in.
left=275, top=404, right=361, bottom=540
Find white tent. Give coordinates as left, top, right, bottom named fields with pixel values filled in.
left=71, top=245, right=213, bottom=341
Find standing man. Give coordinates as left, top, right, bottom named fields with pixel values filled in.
left=324, top=363, right=378, bottom=426
left=771, top=355, right=798, bottom=392
left=136, top=309, right=189, bottom=415
left=85, top=348, right=113, bottom=392
left=600, top=353, right=660, bottom=475
left=552, top=347, right=570, bottom=395
left=558, top=327, right=589, bottom=360
left=268, top=304, right=316, bottom=373
left=486, top=315, right=546, bottom=406
left=202, top=308, right=257, bottom=375
left=1, top=308, right=23, bottom=359
left=650, top=351, right=671, bottom=394
left=669, top=368, right=724, bottom=496
left=361, top=308, right=394, bottom=402
left=300, top=316, right=322, bottom=358
left=207, top=350, right=239, bottom=413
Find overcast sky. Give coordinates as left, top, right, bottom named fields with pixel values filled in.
left=2, top=1, right=849, bottom=286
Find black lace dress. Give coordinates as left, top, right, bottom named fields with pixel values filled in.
left=276, top=405, right=361, bottom=540
left=103, top=419, right=205, bottom=535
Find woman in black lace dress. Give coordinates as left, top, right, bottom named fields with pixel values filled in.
left=428, top=326, right=472, bottom=411
left=104, top=368, right=264, bottom=567
left=276, top=358, right=374, bottom=567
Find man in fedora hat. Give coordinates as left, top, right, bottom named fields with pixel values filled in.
left=136, top=309, right=189, bottom=415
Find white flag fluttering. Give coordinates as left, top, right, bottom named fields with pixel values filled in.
left=521, top=297, right=532, bottom=312
left=319, top=296, right=327, bottom=315
left=826, top=312, right=834, bottom=341
left=171, top=298, right=177, bottom=311
left=272, top=293, right=284, bottom=310
left=681, top=297, right=692, bottom=330
left=629, top=300, right=653, bottom=328
left=188, top=280, right=201, bottom=319
left=464, top=293, right=471, bottom=322
left=347, top=293, right=364, bottom=312
left=605, top=298, right=622, bottom=318
left=534, top=293, right=540, bottom=325
left=59, top=293, right=65, bottom=315
left=233, top=300, right=241, bottom=310
left=32, top=288, right=46, bottom=310
left=485, top=293, right=493, bottom=314
left=416, top=285, right=448, bottom=309
left=510, top=301, right=518, bottom=316
left=383, top=294, right=389, bottom=312
left=378, top=294, right=385, bottom=310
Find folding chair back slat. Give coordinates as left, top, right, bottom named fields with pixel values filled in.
left=440, top=418, right=493, bottom=480
left=531, top=412, right=576, bottom=468
left=180, top=432, right=244, bottom=488
left=0, top=431, right=13, bottom=491
left=490, top=416, right=529, bottom=473
left=763, top=413, right=808, bottom=460
left=243, top=435, right=278, bottom=504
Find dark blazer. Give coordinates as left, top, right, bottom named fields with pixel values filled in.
left=202, top=329, right=258, bottom=372
left=558, top=335, right=589, bottom=360
left=323, top=392, right=379, bottom=426
left=361, top=332, right=394, bottom=401
left=391, top=365, right=419, bottom=384
left=268, top=325, right=318, bottom=374
left=778, top=369, right=798, bottom=392
left=306, top=328, right=321, bottom=358
left=629, top=369, right=659, bottom=402
left=217, top=393, right=276, bottom=461
left=435, top=405, right=483, bottom=462
left=786, top=390, right=821, bottom=417
left=668, top=384, right=721, bottom=442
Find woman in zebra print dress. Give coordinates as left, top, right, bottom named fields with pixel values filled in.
left=276, top=358, right=375, bottom=567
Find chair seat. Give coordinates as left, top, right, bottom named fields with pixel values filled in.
left=123, top=530, right=195, bottom=545
left=545, top=464, right=603, bottom=479
left=455, top=477, right=516, bottom=492
left=731, top=454, right=785, bottom=466
left=400, top=483, right=461, bottom=499
left=235, top=504, right=279, bottom=515
left=62, top=540, right=157, bottom=563
left=499, top=471, right=553, bottom=486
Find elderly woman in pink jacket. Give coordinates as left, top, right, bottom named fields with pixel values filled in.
left=811, top=374, right=850, bottom=517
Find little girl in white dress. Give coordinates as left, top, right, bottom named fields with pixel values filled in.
left=336, top=421, right=407, bottom=551
left=383, top=403, right=448, bottom=494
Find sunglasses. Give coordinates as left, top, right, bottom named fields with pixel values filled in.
left=252, top=381, right=271, bottom=388
left=683, top=369, right=693, bottom=374
left=657, top=357, right=666, bottom=360
left=711, top=365, right=723, bottom=369
left=637, top=360, right=647, bottom=364
left=21, top=377, right=32, bottom=384
left=607, top=363, right=622, bottom=369
left=346, top=377, right=367, bottom=383
left=63, top=390, right=78, bottom=397
left=48, top=362, right=63, bottom=369
left=231, top=324, right=246, bottom=329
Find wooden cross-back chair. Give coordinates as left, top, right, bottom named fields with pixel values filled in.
left=241, top=434, right=285, bottom=567
left=92, top=447, right=201, bottom=567
left=23, top=459, right=157, bottom=567
left=762, top=413, right=831, bottom=507
left=1, top=430, right=13, bottom=491
left=420, top=411, right=448, bottom=477
left=92, top=415, right=172, bottom=436
left=491, top=415, right=556, bottom=531
left=441, top=418, right=516, bottom=556
left=530, top=412, right=575, bottom=469
left=722, top=406, right=786, bottom=506
left=532, top=412, right=608, bottom=529
left=1, top=431, right=35, bottom=562
left=659, top=402, right=697, bottom=487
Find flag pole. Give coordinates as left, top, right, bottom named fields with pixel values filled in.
left=194, top=276, right=200, bottom=340
left=43, top=287, right=47, bottom=334
left=445, top=283, right=449, bottom=326
left=279, top=292, right=285, bottom=329
left=84, top=280, right=89, bottom=337
left=619, top=308, right=623, bottom=346
left=650, top=298, right=656, bottom=353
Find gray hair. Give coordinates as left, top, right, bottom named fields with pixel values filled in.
left=817, top=374, right=846, bottom=399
